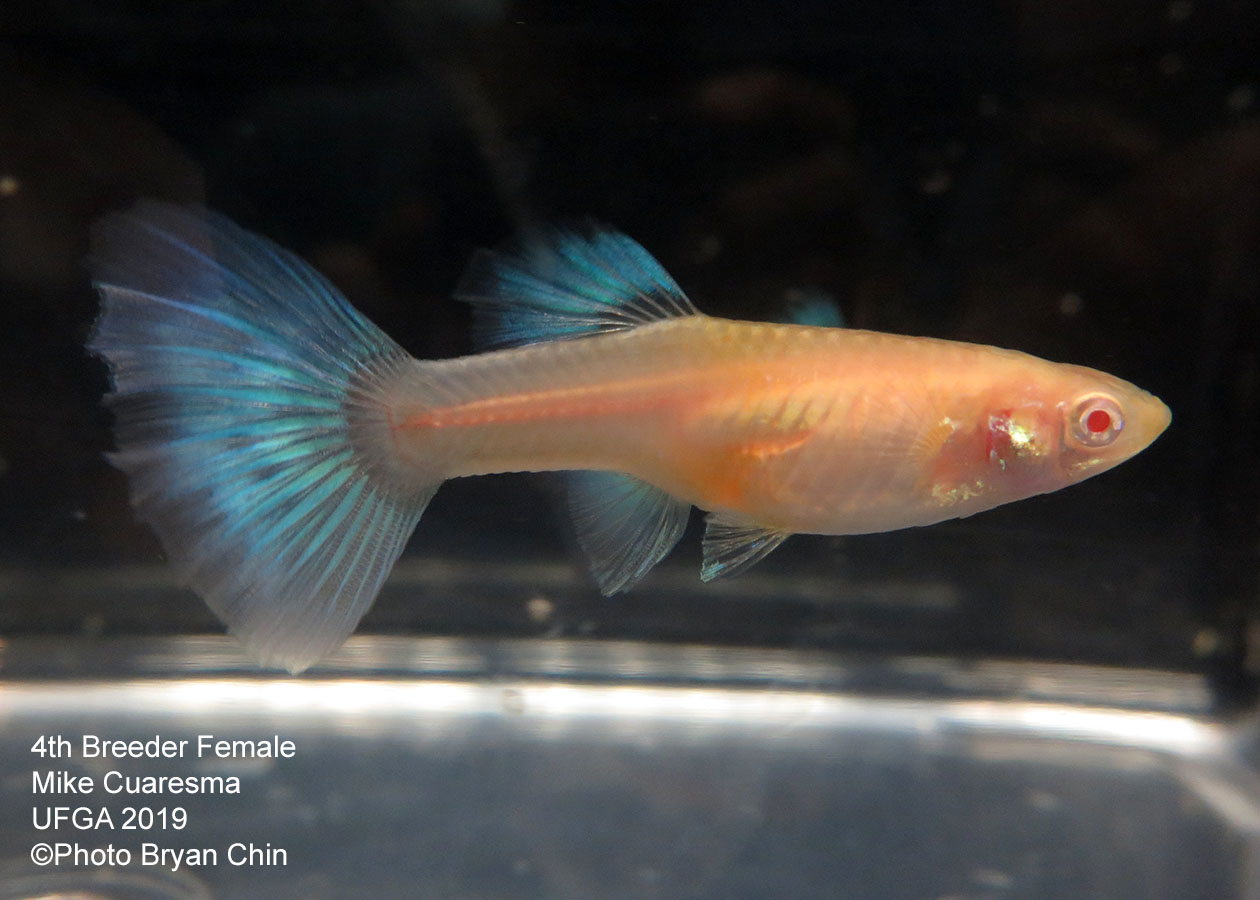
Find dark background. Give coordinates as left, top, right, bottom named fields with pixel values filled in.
left=0, top=0, right=1257, bottom=701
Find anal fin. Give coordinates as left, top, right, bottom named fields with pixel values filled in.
left=568, top=472, right=690, bottom=594
left=701, top=513, right=791, bottom=581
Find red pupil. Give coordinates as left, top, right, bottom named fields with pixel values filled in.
left=1085, top=409, right=1111, bottom=433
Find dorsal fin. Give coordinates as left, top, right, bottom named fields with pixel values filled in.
left=456, top=224, right=699, bottom=350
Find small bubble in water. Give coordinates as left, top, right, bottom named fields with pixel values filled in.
left=1227, top=84, right=1256, bottom=113
left=920, top=169, right=952, bottom=195
left=972, top=868, right=1014, bottom=889
left=500, top=687, right=525, bottom=715
left=0, top=175, right=18, bottom=197
left=1026, top=788, right=1062, bottom=811
left=1058, top=292, right=1084, bottom=317
left=525, top=595, right=554, bottom=623
left=692, top=234, right=722, bottom=264
left=638, top=867, right=661, bottom=885
left=1192, top=627, right=1221, bottom=657
left=81, top=613, right=106, bottom=637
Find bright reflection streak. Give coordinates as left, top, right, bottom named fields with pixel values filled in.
left=0, top=678, right=1226, bottom=759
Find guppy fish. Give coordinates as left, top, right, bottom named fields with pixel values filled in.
left=89, top=202, right=1170, bottom=672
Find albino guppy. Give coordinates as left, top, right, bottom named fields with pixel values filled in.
left=89, top=202, right=1171, bottom=671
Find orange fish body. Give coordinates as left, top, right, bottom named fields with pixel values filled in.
left=391, top=316, right=1167, bottom=534
left=89, top=205, right=1170, bottom=670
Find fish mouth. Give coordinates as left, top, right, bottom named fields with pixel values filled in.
left=1133, top=393, right=1172, bottom=451
left=1154, top=397, right=1172, bottom=436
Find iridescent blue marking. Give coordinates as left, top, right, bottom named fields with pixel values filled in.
left=455, top=223, right=698, bottom=349
left=89, top=202, right=433, bottom=673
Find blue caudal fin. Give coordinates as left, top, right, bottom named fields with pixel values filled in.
left=89, top=202, right=435, bottom=673
left=455, top=223, right=699, bottom=349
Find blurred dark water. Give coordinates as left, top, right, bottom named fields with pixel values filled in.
left=0, top=0, right=1257, bottom=699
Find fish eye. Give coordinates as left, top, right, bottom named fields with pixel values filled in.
left=1068, top=394, right=1124, bottom=447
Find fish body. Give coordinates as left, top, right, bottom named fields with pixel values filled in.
left=89, top=204, right=1170, bottom=671
left=389, top=317, right=1160, bottom=536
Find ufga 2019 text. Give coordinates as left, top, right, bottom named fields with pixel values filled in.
left=33, top=806, right=187, bottom=830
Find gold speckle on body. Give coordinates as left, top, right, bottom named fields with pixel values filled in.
left=932, top=480, right=983, bottom=507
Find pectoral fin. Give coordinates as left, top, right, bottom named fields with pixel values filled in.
left=700, top=513, right=791, bottom=581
